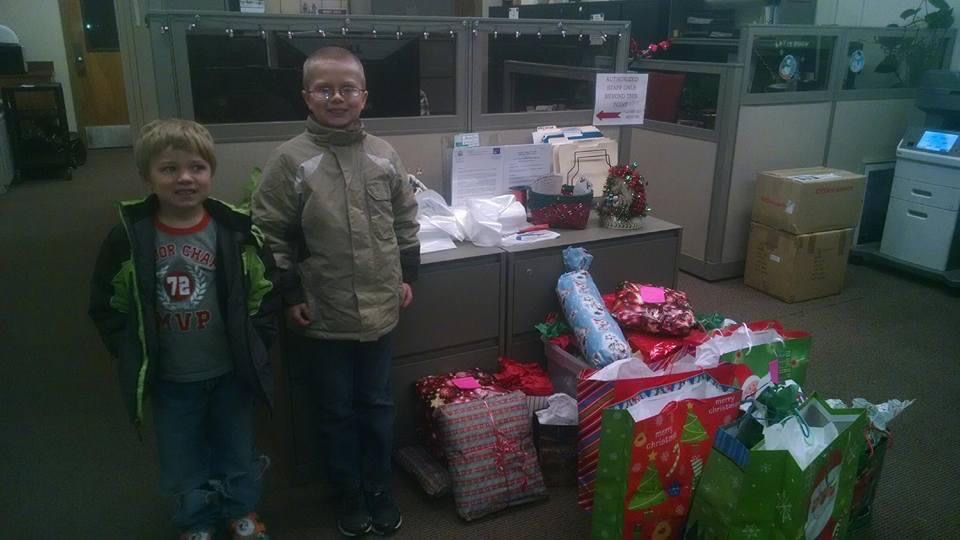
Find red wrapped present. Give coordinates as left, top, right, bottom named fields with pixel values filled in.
left=415, top=369, right=507, bottom=460
left=609, top=282, right=697, bottom=336
left=437, top=391, right=548, bottom=520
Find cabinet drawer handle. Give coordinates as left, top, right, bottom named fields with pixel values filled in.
left=907, top=209, right=928, bottom=219
left=911, top=188, right=933, bottom=198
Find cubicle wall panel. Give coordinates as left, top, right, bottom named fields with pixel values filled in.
left=211, top=141, right=278, bottom=204
left=378, top=131, right=458, bottom=192
left=211, top=132, right=458, bottom=203
left=826, top=98, right=915, bottom=174
left=392, top=345, right=502, bottom=448
left=393, top=257, right=503, bottom=359
left=722, top=102, right=832, bottom=265
left=629, top=128, right=717, bottom=261
left=508, top=234, right=679, bottom=342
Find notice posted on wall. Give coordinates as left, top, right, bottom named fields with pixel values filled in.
left=594, top=73, right=648, bottom=126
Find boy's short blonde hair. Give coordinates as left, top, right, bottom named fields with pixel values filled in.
left=134, top=118, right=217, bottom=179
left=302, top=46, right=366, bottom=90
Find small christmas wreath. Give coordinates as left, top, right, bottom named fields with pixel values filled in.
left=599, top=162, right=649, bottom=229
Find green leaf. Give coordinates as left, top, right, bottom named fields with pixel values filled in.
left=875, top=55, right=900, bottom=73
left=929, top=0, right=950, bottom=11
left=900, top=8, right=919, bottom=19
left=925, top=8, right=955, bottom=29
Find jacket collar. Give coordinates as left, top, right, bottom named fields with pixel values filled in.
left=305, top=115, right=366, bottom=146
left=119, top=195, right=250, bottom=235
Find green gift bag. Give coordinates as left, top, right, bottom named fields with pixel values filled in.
left=685, top=396, right=867, bottom=540
left=720, top=326, right=811, bottom=386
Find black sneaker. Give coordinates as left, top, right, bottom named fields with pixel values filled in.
left=336, top=491, right=372, bottom=537
left=366, top=491, right=403, bottom=536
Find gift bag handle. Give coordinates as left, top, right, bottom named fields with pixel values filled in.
left=566, top=149, right=612, bottom=186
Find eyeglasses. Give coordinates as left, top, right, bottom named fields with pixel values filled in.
left=307, top=86, right=365, bottom=101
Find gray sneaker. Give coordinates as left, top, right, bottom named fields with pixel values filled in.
left=336, top=491, right=373, bottom=537
left=366, top=491, right=402, bottom=536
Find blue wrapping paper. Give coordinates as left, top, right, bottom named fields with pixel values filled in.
left=556, top=247, right=631, bottom=368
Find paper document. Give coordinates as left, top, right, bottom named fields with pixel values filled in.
left=451, top=144, right=553, bottom=207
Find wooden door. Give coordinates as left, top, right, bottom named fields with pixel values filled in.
left=59, top=0, right=129, bottom=146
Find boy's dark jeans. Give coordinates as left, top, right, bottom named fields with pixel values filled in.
left=290, top=331, right=396, bottom=496
left=152, top=372, right=265, bottom=532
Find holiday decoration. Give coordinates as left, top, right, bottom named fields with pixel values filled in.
left=600, top=162, right=649, bottom=229
left=630, top=38, right=672, bottom=60
left=528, top=175, right=593, bottom=229
left=628, top=459, right=667, bottom=510
left=681, top=406, right=708, bottom=444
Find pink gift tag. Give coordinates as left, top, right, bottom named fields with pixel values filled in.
left=640, top=286, right=666, bottom=304
left=769, top=360, right=780, bottom=384
left=452, top=377, right=481, bottom=390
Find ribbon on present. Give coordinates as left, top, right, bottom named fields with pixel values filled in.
left=483, top=398, right=531, bottom=491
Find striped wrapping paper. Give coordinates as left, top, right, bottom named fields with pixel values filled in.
left=438, top=391, right=547, bottom=521
left=576, top=376, right=619, bottom=511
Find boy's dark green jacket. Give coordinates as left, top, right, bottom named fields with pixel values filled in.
left=88, top=195, right=280, bottom=425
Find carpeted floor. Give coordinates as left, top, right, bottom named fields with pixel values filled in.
left=1, top=149, right=958, bottom=538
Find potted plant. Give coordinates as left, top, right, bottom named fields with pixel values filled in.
left=875, top=0, right=955, bottom=87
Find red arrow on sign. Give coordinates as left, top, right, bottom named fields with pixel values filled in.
left=596, top=111, right=621, bottom=120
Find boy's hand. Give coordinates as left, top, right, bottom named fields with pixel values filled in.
left=287, top=303, right=312, bottom=327
left=400, top=283, right=414, bottom=309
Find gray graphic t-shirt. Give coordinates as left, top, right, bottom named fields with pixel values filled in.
left=154, top=212, right=233, bottom=382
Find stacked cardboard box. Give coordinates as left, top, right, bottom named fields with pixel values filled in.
left=744, top=167, right=866, bottom=303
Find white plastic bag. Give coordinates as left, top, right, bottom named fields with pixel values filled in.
left=459, top=194, right=527, bottom=247
left=416, top=189, right=464, bottom=254
left=535, top=393, right=579, bottom=426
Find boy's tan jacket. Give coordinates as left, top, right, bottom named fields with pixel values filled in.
left=252, top=117, right=420, bottom=341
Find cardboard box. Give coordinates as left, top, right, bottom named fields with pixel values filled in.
left=744, top=222, right=853, bottom=303
left=752, top=167, right=866, bottom=234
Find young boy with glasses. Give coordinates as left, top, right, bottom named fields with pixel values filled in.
left=251, top=47, right=420, bottom=536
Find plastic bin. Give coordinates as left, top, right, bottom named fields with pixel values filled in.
left=543, top=339, right=592, bottom=397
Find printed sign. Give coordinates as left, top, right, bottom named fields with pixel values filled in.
left=594, top=73, right=648, bottom=125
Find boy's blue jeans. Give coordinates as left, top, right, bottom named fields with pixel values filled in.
left=292, top=331, right=396, bottom=495
left=152, top=371, right=265, bottom=532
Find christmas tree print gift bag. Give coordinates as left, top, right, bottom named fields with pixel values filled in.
left=590, top=372, right=742, bottom=540
left=684, top=396, right=867, bottom=540
left=576, top=362, right=754, bottom=512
